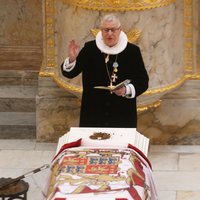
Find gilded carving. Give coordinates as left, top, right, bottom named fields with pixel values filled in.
left=137, top=100, right=162, bottom=112
left=53, top=73, right=83, bottom=93
left=183, top=0, right=193, bottom=73
left=40, top=0, right=56, bottom=75
left=62, top=0, right=177, bottom=11
left=126, top=29, right=142, bottom=43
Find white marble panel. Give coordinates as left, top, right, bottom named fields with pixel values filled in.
left=148, top=152, right=178, bottom=171
left=177, top=191, right=200, bottom=200
left=35, top=142, right=57, bottom=151
left=149, top=145, right=200, bottom=153
left=0, top=168, right=24, bottom=178
left=27, top=189, right=45, bottom=200
left=154, top=171, right=200, bottom=191
left=0, top=139, right=36, bottom=150
left=0, top=150, right=54, bottom=168
left=157, top=191, right=176, bottom=200
left=179, top=153, right=200, bottom=171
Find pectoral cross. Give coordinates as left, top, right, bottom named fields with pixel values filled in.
left=111, top=74, right=118, bottom=83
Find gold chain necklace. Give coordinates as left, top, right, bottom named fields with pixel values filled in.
left=104, top=54, right=119, bottom=86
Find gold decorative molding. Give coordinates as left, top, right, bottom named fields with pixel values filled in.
left=53, top=73, right=83, bottom=93
left=91, top=28, right=141, bottom=43
left=41, top=70, right=200, bottom=96
left=137, top=100, right=162, bottom=112
left=143, top=74, right=200, bottom=95
left=183, top=0, right=193, bottom=73
left=126, top=29, right=142, bottom=43
left=143, top=76, right=187, bottom=95
left=40, top=0, right=56, bottom=76
left=199, top=50, right=200, bottom=72
left=62, top=0, right=177, bottom=11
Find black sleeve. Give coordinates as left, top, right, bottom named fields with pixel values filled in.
left=61, top=42, right=89, bottom=79
left=131, top=46, right=149, bottom=97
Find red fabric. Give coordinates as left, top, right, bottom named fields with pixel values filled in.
left=127, top=143, right=152, bottom=169
left=81, top=186, right=95, bottom=193
left=132, top=173, right=144, bottom=187
left=127, top=187, right=142, bottom=200
left=115, top=198, right=128, bottom=200
left=54, top=198, right=66, bottom=200
left=115, top=199, right=128, bottom=200
left=52, top=138, right=82, bottom=161
left=132, top=159, right=145, bottom=187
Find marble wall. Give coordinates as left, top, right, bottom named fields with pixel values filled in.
left=36, top=77, right=80, bottom=141
left=0, top=0, right=43, bottom=70
left=138, top=80, right=200, bottom=144
left=0, top=0, right=42, bottom=46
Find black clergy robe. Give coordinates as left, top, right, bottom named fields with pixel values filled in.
left=61, top=40, right=149, bottom=128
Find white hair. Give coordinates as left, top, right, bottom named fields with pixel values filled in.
left=100, top=14, right=121, bottom=28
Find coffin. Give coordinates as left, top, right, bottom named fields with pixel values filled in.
left=45, top=128, right=158, bottom=200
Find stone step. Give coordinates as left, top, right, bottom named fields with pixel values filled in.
left=0, top=85, right=37, bottom=98
left=0, top=70, right=38, bottom=139
left=0, top=85, right=37, bottom=112
left=0, top=98, right=35, bottom=112
left=0, top=70, right=38, bottom=112
left=0, top=112, right=36, bottom=139
left=0, top=112, right=35, bottom=126
left=0, top=70, right=38, bottom=86
left=0, top=125, right=36, bottom=139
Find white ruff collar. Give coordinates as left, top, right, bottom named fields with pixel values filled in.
left=95, top=31, right=128, bottom=55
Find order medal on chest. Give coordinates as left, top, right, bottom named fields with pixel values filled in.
left=104, top=54, right=119, bottom=87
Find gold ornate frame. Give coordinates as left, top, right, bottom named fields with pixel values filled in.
left=62, top=0, right=177, bottom=11
left=40, top=0, right=199, bottom=111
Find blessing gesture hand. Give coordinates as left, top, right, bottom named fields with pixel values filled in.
left=68, top=40, right=79, bottom=63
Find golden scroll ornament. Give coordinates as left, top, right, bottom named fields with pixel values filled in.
left=62, top=0, right=177, bottom=11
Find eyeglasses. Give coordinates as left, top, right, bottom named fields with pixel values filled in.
left=101, top=27, right=121, bottom=33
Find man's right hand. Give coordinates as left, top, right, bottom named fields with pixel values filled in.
left=68, top=40, right=79, bottom=63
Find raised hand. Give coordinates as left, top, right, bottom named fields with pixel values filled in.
left=68, top=40, right=79, bottom=63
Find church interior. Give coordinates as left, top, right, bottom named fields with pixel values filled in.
left=0, top=0, right=200, bottom=199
